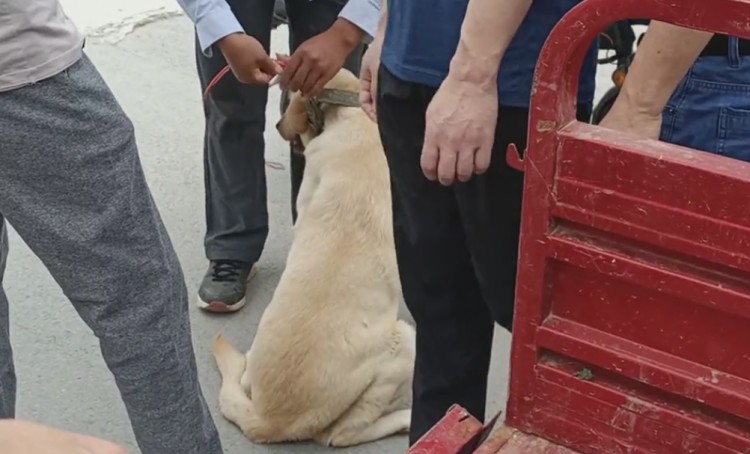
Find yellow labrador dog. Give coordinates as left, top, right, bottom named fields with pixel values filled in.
left=212, top=68, right=415, bottom=447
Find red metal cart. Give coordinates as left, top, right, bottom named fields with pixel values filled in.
left=407, top=0, right=750, bottom=452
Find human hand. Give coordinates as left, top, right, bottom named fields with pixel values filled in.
left=217, top=33, right=281, bottom=84
left=281, top=19, right=363, bottom=98
left=421, top=76, right=498, bottom=185
left=359, top=38, right=382, bottom=122
left=599, top=91, right=663, bottom=140
left=0, top=419, right=128, bottom=454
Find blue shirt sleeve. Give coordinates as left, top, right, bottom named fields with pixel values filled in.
left=176, top=0, right=244, bottom=56
left=338, top=0, right=380, bottom=42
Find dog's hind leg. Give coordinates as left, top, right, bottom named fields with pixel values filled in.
left=315, top=320, right=416, bottom=447
left=212, top=334, right=285, bottom=443
left=327, top=409, right=411, bottom=447
left=315, top=377, right=412, bottom=448
left=386, top=320, right=416, bottom=412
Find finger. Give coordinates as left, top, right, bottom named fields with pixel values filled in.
left=436, top=144, right=458, bottom=186
left=275, top=53, right=291, bottom=64
left=280, top=53, right=302, bottom=88
left=456, top=146, right=476, bottom=183
left=250, top=69, right=275, bottom=84
left=258, top=55, right=281, bottom=76
left=247, top=58, right=281, bottom=85
left=474, top=135, right=495, bottom=175
left=359, top=69, right=374, bottom=117
left=307, top=75, right=328, bottom=99
left=420, top=133, right=440, bottom=181
left=289, top=59, right=314, bottom=93
left=301, top=68, right=324, bottom=98
left=359, top=68, right=379, bottom=122
left=360, top=97, right=376, bottom=121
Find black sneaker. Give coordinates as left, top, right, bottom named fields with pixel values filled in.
left=197, top=260, right=258, bottom=313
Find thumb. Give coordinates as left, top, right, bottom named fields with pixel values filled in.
left=258, top=55, right=282, bottom=76
left=359, top=70, right=371, bottom=103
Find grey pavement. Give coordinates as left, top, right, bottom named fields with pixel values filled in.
left=4, top=15, right=512, bottom=454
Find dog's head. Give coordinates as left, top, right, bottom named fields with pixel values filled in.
left=275, top=68, right=360, bottom=153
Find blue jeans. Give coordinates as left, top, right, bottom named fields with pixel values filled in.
left=661, top=37, right=750, bottom=162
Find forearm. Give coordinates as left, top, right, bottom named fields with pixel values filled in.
left=176, top=0, right=244, bottom=54
left=618, top=21, right=713, bottom=114
left=449, top=0, right=533, bottom=86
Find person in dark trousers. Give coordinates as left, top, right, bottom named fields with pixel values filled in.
left=177, top=0, right=379, bottom=313
left=359, top=0, right=598, bottom=445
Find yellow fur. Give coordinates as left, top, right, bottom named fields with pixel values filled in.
left=213, top=68, right=415, bottom=447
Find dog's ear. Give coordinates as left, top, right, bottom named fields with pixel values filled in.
left=288, top=97, right=310, bottom=135
left=278, top=95, right=309, bottom=141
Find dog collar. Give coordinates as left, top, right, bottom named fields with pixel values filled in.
left=306, top=89, right=361, bottom=137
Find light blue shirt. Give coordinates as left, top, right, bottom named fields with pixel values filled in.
left=177, top=0, right=380, bottom=55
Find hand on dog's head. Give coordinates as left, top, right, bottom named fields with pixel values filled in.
left=276, top=68, right=359, bottom=151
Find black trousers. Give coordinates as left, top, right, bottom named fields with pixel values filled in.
left=195, top=0, right=363, bottom=263
left=376, top=66, right=591, bottom=444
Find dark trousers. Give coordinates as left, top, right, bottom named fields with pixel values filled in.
left=376, top=66, right=591, bottom=444
left=195, top=0, right=363, bottom=263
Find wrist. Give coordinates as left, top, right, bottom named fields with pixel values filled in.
left=216, top=32, right=245, bottom=56
left=448, top=40, right=501, bottom=89
left=370, top=32, right=384, bottom=51
left=617, top=82, right=667, bottom=118
left=331, top=18, right=365, bottom=50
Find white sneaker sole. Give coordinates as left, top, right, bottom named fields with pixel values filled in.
left=197, top=265, right=258, bottom=313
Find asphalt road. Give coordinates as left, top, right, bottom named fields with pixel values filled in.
left=4, top=15, right=514, bottom=453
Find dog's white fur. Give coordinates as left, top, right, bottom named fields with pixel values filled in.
left=212, top=68, right=415, bottom=447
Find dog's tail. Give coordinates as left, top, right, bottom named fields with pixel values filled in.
left=212, top=333, right=246, bottom=383
left=212, top=334, right=278, bottom=443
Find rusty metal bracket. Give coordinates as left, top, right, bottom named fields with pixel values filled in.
left=506, top=143, right=525, bottom=172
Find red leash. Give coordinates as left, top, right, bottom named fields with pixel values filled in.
left=202, top=60, right=288, bottom=170
left=202, top=59, right=287, bottom=102
left=202, top=65, right=233, bottom=102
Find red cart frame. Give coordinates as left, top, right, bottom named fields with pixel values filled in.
left=507, top=0, right=750, bottom=452
left=408, top=0, right=750, bottom=452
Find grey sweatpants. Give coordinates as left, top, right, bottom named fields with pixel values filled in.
left=0, top=55, right=222, bottom=454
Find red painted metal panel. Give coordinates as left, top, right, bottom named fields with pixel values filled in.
left=505, top=0, right=750, bottom=453
left=406, top=405, right=485, bottom=454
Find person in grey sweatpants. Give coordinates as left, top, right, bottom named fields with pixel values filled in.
left=0, top=3, right=222, bottom=452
